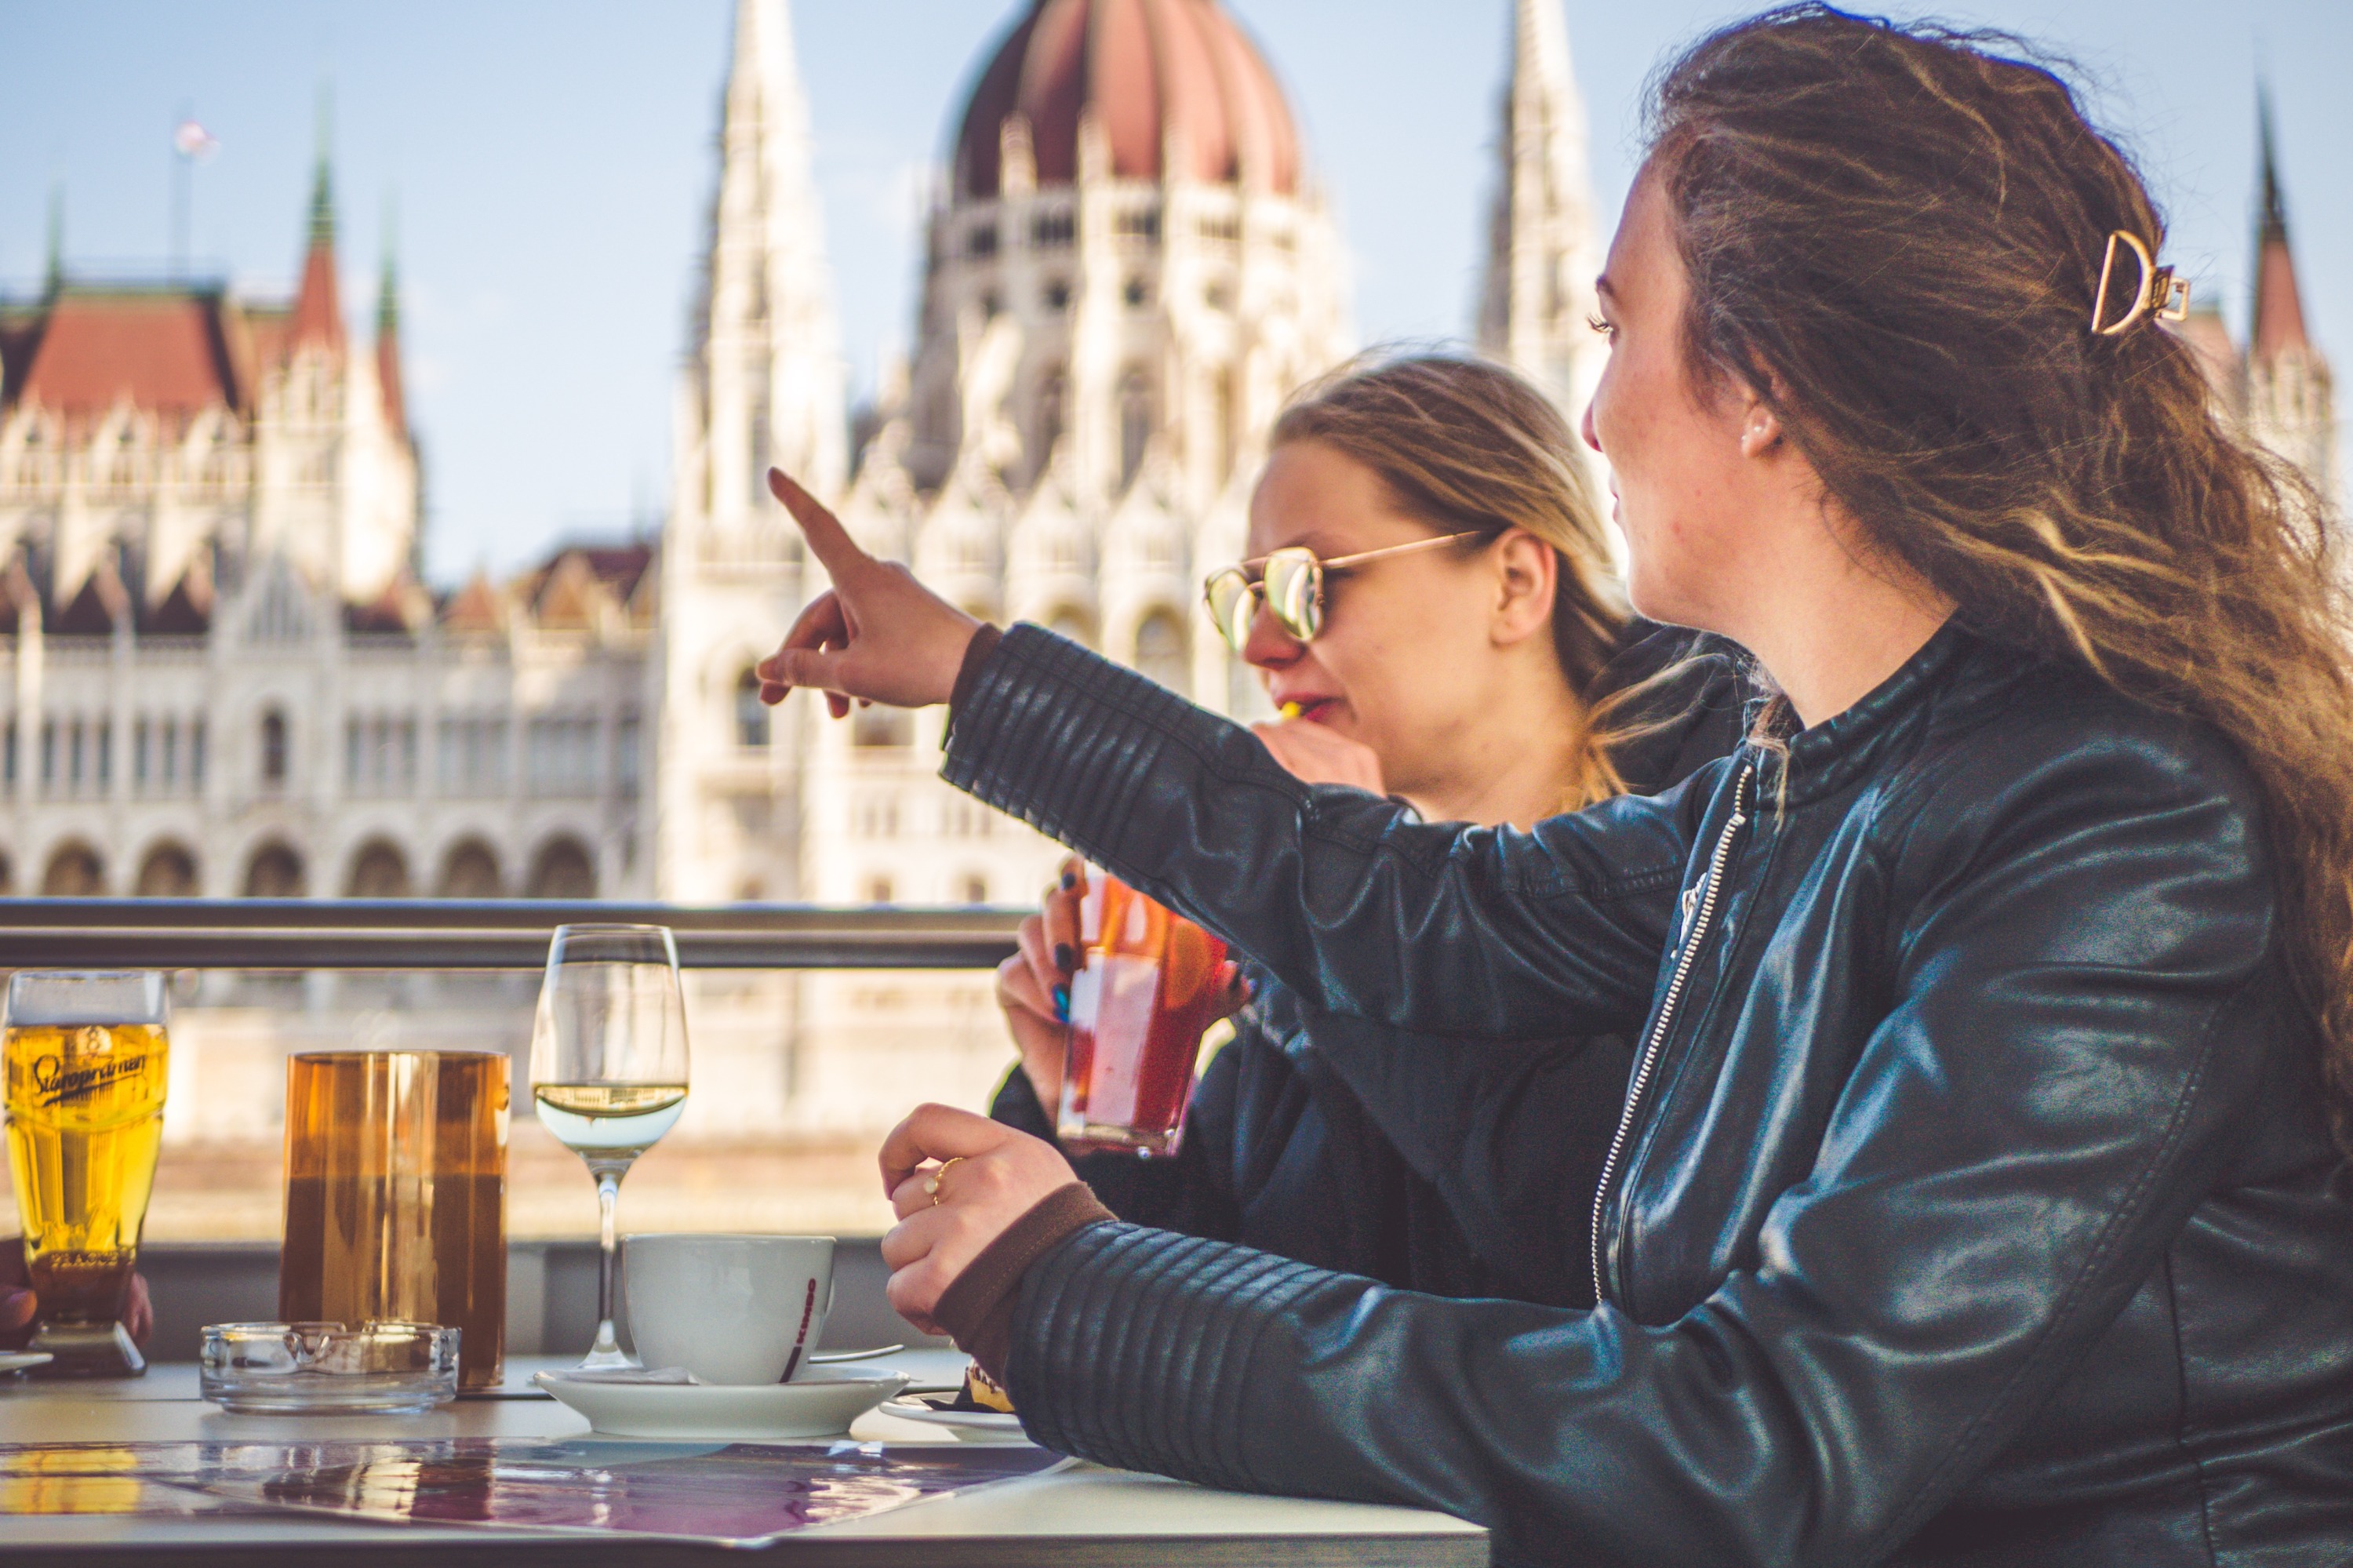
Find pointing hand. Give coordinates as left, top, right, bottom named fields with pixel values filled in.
left=755, top=469, right=984, bottom=719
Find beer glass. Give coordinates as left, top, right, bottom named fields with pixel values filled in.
left=1060, top=879, right=1229, bottom=1157
left=3, top=970, right=169, bottom=1377
left=278, top=1050, right=510, bottom=1392
left=529, top=924, right=689, bottom=1369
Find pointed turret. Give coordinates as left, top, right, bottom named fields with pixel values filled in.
left=690, top=0, right=848, bottom=526
left=289, top=93, right=344, bottom=354
left=43, top=184, right=64, bottom=295
left=2252, top=90, right=2310, bottom=362
left=375, top=224, right=407, bottom=437
left=1476, top=0, right=1605, bottom=486
left=2241, top=86, right=2336, bottom=509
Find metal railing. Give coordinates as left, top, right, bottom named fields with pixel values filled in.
left=0, top=899, right=1024, bottom=970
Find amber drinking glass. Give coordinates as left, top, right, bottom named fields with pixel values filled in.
left=3, top=970, right=169, bottom=1377
left=278, top=1050, right=510, bottom=1392
left=1059, top=878, right=1229, bottom=1157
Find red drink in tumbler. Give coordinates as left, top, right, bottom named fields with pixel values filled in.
left=1058, top=876, right=1228, bottom=1157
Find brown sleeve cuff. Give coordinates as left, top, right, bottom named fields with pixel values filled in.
left=947, top=623, right=1006, bottom=734
left=931, top=1181, right=1114, bottom=1386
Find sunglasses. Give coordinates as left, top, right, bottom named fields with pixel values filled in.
left=1202, top=532, right=1486, bottom=653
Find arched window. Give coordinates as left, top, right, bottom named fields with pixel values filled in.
left=1120, top=373, right=1153, bottom=489
left=345, top=839, right=413, bottom=899
left=41, top=842, right=104, bottom=896
left=864, top=874, right=895, bottom=905
left=1045, top=606, right=1093, bottom=649
left=960, top=872, right=990, bottom=906
left=526, top=836, right=595, bottom=900
left=436, top=839, right=502, bottom=899
left=242, top=842, right=305, bottom=898
left=1133, top=610, right=1188, bottom=693
left=735, top=668, right=768, bottom=749
left=852, top=707, right=912, bottom=748
left=133, top=842, right=198, bottom=898
left=259, top=708, right=289, bottom=791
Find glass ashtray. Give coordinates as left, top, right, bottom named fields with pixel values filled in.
left=200, top=1322, right=460, bottom=1413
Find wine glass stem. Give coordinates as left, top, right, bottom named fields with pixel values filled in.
left=591, top=1164, right=625, bottom=1356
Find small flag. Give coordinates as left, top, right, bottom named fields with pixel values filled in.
left=173, top=120, right=220, bottom=162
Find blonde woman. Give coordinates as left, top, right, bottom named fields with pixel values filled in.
left=991, top=355, right=1739, bottom=1308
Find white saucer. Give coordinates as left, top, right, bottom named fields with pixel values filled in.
left=533, top=1367, right=908, bottom=1440
left=0, top=1352, right=53, bottom=1375
left=878, top=1395, right=1026, bottom=1435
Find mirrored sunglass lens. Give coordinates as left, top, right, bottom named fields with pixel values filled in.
left=1265, top=553, right=1322, bottom=639
left=1205, top=573, right=1256, bottom=650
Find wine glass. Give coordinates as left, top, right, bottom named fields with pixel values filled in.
left=529, top=924, right=690, bottom=1369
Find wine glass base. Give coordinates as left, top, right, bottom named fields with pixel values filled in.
left=574, top=1347, right=639, bottom=1371
left=27, top=1319, right=145, bottom=1378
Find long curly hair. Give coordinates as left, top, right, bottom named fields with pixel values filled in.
left=1647, top=6, right=2353, bottom=1141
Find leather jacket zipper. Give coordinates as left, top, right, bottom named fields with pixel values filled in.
left=1590, top=763, right=1754, bottom=1305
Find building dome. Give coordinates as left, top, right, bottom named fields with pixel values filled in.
left=953, top=0, right=1301, bottom=200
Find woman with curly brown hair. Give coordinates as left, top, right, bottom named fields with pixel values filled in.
left=758, top=8, right=2353, bottom=1563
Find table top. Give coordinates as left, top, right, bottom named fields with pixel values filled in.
left=0, top=1353, right=1486, bottom=1566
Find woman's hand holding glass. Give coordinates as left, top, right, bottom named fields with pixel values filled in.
left=994, top=717, right=1381, bottom=1111
left=0, top=1242, right=151, bottom=1352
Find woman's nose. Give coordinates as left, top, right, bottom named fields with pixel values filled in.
left=1242, top=597, right=1305, bottom=669
left=1580, top=400, right=1604, bottom=455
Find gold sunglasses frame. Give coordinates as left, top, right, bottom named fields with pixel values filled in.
left=1201, top=530, right=1486, bottom=653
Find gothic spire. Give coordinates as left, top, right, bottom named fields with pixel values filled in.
left=376, top=201, right=406, bottom=436
left=690, top=0, right=847, bottom=522
left=1476, top=0, right=1604, bottom=469
left=43, top=183, right=63, bottom=295
left=291, top=83, right=344, bottom=352
left=2251, top=85, right=2308, bottom=360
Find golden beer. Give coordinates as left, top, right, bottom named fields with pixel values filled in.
left=279, top=1050, right=510, bottom=1391
left=2, top=970, right=170, bottom=1377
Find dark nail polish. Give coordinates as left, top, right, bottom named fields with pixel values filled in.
left=1053, top=985, right=1070, bottom=1022
left=1053, top=944, right=1075, bottom=973
left=1060, top=871, right=1078, bottom=890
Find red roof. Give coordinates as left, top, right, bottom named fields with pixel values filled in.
left=13, top=291, right=244, bottom=417
left=955, top=0, right=1300, bottom=198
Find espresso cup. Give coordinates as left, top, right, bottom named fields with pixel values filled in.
left=624, top=1234, right=836, bottom=1384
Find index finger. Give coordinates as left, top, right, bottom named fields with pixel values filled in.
left=768, top=468, right=871, bottom=582
left=877, top=1102, right=1016, bottom=1195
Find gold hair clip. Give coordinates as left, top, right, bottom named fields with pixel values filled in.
left=2090, top=230, right=2190, bottom=337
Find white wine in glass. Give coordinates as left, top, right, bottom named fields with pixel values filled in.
left=529, top=924, right=689, bottom=1370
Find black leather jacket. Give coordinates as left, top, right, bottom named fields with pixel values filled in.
left=991, top=627, right=1744, bottom=1309
left=942, top=620, right=2353, bottom=1567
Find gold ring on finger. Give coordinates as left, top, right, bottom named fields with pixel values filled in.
left=926, top=1155, right=967, bottom=1206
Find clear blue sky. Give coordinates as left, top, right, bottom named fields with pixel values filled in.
left=3, top=1, right=2344, bottom=583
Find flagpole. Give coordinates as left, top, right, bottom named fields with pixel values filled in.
left=171, top=114, right=219, bottom=282
left=172, top=103, right=191, bottom=281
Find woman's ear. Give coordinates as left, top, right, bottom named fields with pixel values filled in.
left=1738, top=383, right=1785, bottom=458
left=1490, top=531, right=1558, bottom=648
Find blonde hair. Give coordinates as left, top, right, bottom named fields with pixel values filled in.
left=1651, top=8, right=2353, bottom=1143
left=1269, top=351, right=1643, bottom=807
